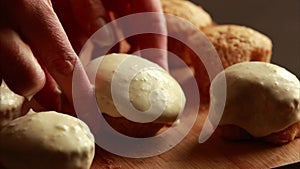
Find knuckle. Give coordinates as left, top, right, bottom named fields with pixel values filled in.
left=48, top=55, right=77, bottom=76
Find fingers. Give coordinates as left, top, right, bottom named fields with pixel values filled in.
left=32, top=65, right=75, bottom=115
left=69, top=0, right=107, bottom=35
left=128, top=0, right=164, bottom=13
left=69, top=0, right=119, bottom=51
left=7, top=0, right=90, bottom=106
left=110, top=0, right=169, bottom=70
left=52, top=0, right=88, bottom=54
left=33, top=67, right=62, bottom=111
left=0, top=73, right=2, bottom=85
left=127, top=33, right=168, bottom=70
left=104, top=0, right=168, bottom=69
left=0, top=28, right=46, bottom=98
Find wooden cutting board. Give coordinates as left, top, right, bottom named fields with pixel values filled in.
left=90, top=66, right=300, bottom=169
left=91, top=109, right=300, bottom=169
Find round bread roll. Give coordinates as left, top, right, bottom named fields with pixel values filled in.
left=86, top=53, right=186, bottom=137
left=210, top=62, right=300, bottom=144
left=202, top=25, right=272, bottom=67
left=0, top=110, right=95, bottom=169
left=0, top=81, right=24, bottom=128
left=161, top=0, right=213, bottom=67
left=192, top=25, right=273, bottom=105
left=161, top=0, right=212, bottom=30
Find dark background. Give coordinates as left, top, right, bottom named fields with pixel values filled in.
left=190, top=0, right=299, bottom=78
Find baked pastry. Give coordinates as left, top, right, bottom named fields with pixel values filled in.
left=86, top=53, right=186, bottom=137
left=0, top=110, right=95, bottom=169
left=192, top=25, right=273, bottom=104
left=202, top=25, right=272, bottom=67
left=161, top=0, right=213, bottom=67
left=0, top=81, right=24, bottom=128
left=210, top=62, right=300, bottom=144
left=161, top=0, right=212, bottom=30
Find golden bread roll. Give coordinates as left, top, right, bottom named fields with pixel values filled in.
left=202, top=25, right=272, bottom=67
left=161, top=0, right=213, bottom=67
left=193, top=25, right=272, bottom=104
left=161, top=0, right=212, bottom=30
left=210, top=62, right=300, bottom=144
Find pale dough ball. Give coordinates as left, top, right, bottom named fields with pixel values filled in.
left=0, top=110, right=95, bottom=169
left=0, top=81, right=24, bottom=128
left=193, top=25, right=273, bottom=105
left=88, top=53, right=186, bottom=123
left=210, top=62, right=300, bottom=143
left=86, top=53, right=186, bottom=137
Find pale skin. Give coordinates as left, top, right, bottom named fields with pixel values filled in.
left=0, top=0, right=167, bottom=114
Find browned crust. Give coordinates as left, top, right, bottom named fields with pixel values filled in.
left=161, top=0, right=213, bottom=67
left=103, top=114, right=165, bottom=138
left=219, top=122, right=300, bottom=144
left=161, top=0, right=212, bottom=30
left=202, top=25, right=272, bottom=67
left=192, top=25, right=272, bottom=105
left=263, top=122, right=300, bottom=144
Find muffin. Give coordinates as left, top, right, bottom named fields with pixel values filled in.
left=210, top=62, right=300, bottom=144
left=161, top=0, right=213, bottom=67
left=192, top=25, right=273, bottom=105
left=0, top=81, right=24, bottom=128
left=0, top=110, right=95, bottom=169
left=161, top=0, right=212, bottom=30
left=202, top=25, right=272, bottom=67
left=86, top=53, right=186, bottom=137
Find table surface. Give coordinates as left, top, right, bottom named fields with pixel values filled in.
left=91, top=109, right=300, bottom=169
left=90, top=66, right=300, bottom=169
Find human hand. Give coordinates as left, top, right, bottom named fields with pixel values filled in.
left=57, top=0, right=168, bottom=70
left=55, top=0, right=168, bottom=68
left=0, top=0, right=168, bottom=114
left=0, top=0, right=91, bottom=114
left=102, top=0, right=168, bottom=70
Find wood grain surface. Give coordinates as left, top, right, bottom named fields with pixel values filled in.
left=90, top=67, right=300, bottom=169
left=91, top=110, right=300, bottom=169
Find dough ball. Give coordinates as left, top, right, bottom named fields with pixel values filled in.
left=194, top=25, right=273, bottom=105
left=0, top=110, right=95, bottom=169
left=210, top=62, right=300, bottom=144
left=0, top=81, right=24, bottom=128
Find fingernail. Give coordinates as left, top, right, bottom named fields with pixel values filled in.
left=25, top=93, right=35, bottom=101
left=24, top=88, right=39, bottom=101
left=54, top=85, right=62, bottom=95
left=91, top=17, right=115, bottom=47
left=91, top=17, right=106, bottom=31
left=54, top=85, right=63, bottom=111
